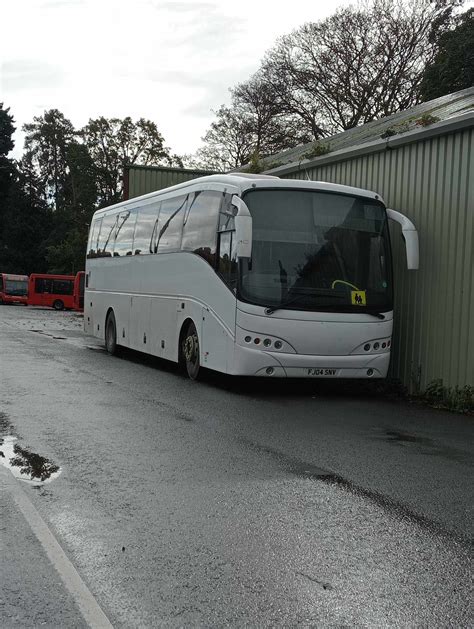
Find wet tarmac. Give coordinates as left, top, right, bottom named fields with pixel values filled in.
left=0, top=305, right=473, bottom=627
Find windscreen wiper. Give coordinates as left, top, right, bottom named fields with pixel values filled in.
left=264, top=293, right=310, bottom=315
left=265, top=299, right=386, bottom=319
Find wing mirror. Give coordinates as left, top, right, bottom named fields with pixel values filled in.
left=232, top=195, right=252, bottom=258
left=387, top=208, right=419, bottom=270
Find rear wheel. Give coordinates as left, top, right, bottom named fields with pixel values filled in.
left=182, top=321, right=201, bottom=380
left=105, top=311, right=119, bottom=355
left=53, top=299, right=64, bottom=311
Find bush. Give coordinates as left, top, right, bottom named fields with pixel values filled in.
left=424, top=379, right=473, bottom=413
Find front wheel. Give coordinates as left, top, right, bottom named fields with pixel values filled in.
left=182, top=322, right=201, bottom=380
left=105, top=311, right=119, bottom=355
left=53, top=299, right=64, bottom=311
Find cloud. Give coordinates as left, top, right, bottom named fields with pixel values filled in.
left=151, top=1, right=215, bottom=12
left=1, top=60, right=66, bottom=92
left=39, top=0, right=85, bottom=7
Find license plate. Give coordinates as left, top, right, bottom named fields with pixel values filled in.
left=307, top=368, right=337, bottom=376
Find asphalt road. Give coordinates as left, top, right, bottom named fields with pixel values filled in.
left=0, top=305, right=472, bottom=628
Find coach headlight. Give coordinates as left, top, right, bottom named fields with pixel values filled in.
left=239, top=331, right=295, bottom=353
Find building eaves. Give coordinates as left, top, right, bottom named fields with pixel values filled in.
left=264, top=111, right=474, bottom=177
left=252, top=87, right=474, bottom=174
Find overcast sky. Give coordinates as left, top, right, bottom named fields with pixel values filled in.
left=1, top=0, right=353, bottom=159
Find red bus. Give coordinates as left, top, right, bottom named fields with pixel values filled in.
left=0, top=273, right=29, bottom=305
left=73, top=271, right=85, bottom=311
left=28, top=274, right=75, bottom=310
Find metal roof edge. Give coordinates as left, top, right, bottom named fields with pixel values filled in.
left=125, top=164, right=222, bottom=175
left=264, top=112, right=474, bottom=176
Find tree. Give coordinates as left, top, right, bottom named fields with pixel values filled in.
left=44, top=142, right=98, bottom=273
left=420, top=8, right=474, bottom=100
left=0, top=108, right=52, bottom=274
left=0, top=104, right=16, bottom=242
left=23, top=109, right=75, bottom=211
left=188, top=105, right=255, bottom=172
left=232, top=74, right=311, bottom=157
left=188, top=75, right=310, bottom=171
left=260, top=0, right=460, bottom=137
left=81, top=116, right=182, bottom=206
left=0, top=103, right=15, bottom=157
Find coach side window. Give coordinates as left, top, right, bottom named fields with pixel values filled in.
left=87, top=218, right=102, bottom=258
left=181, top=191, right=223, bottom=266
left=97, top=213, right=117, bottom=257
left=133, top=203, right=160, bottom=255
left=155, top=195, right=186, bottom=253
left=114, top=210, right=137, bottom=256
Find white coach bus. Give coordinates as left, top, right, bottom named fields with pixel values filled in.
left=84, top=174, right=418, bottom=380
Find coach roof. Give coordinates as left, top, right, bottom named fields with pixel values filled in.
left=93, top=173, right=382, bottom=217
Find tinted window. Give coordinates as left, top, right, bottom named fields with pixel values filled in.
left=114, top=211, right=137, bottom=257
left=97, top=214, right=117, bottom=257
left=52, top=279, right=73, bottom=295
left=0, top=276, right=3, bottom=290
left=218, top=193, right=235, bottom=231
left=218, top=231, right=237, bottom=289
left=155, top=195, right=186, bottom=253
left=133, top=203, right=160, bottom=255
left=35, top=278, right=52, bottom=293
left=181, top=191, right=222, bottom=265
left=87, top=218, right=102, bottom=258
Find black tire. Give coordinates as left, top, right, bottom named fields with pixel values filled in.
left=53, top=299, right=64, bottom=311
left=182, top=321, right=201, bottom=380
left=105, top=311, right=119, bottom=356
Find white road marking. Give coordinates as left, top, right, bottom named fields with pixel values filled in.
left=0, top=465, right=114, bottom=629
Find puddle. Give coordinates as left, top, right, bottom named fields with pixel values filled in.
left=379, top=429, right=472, bottom=465
left=0, top=435, right=61, bottom=484
left=29, top=329, right=67, bottom=340
left=385, top=430, right=427, bottom=444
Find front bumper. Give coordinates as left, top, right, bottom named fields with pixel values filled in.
left=231, top=343, right=390, bottom=378
left=2, top=296, right=28, bottom=305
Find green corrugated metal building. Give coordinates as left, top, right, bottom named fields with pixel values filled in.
left=124, top=165, right=219, bottom=200
left=260, top=88, right=474, bottom=390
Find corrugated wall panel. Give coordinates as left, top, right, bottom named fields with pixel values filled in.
left=127, top=166, right=218, bottom=199
left=284, top=127, right=473, bottom=389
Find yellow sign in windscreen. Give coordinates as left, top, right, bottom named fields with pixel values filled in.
left=351, top=290, right=366, bottom=305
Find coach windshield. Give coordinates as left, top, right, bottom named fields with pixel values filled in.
left=239, top=189, right=393, bottom=314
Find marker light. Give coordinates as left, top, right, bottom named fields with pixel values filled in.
left=244, top=336, right=252, bottom=343
left=254, top=338, right=261, bottom=345
left=274, top=341, right=283, bottom=349
left=263, top=338, right=272, bottom=347
left=364, top=343, right=371, bottom=351
left=373, top=342, right=380, bottom=350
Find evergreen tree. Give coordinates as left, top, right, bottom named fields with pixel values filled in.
left=420, top=9, right=474, bottom=100
left=0, top=106, right=52, bottom=274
